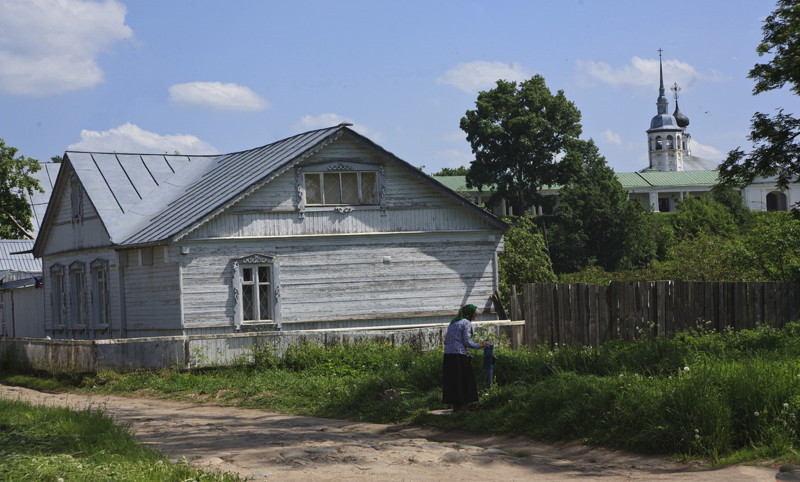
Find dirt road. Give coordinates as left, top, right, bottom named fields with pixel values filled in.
left=0, top=384, right=781, bottom=481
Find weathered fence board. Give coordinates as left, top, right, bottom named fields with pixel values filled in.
left=519, top=281, right=800, bottom=348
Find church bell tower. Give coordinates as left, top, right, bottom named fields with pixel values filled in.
left=646, top=50, right=690, bottom=171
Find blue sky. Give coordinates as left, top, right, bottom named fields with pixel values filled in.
left=0, top=0, right=794, bottom=174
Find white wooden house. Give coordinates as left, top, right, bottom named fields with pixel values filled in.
left=32, top=125, right=507, bottom=339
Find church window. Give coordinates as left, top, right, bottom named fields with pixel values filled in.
left=655, top=136, right=662, bottom=150
left=666, top=136, right=674, bottom=149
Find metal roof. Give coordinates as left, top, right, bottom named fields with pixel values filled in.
left=0, top=239, right=39, bottom=273
left=630, top=170, right=719, bottom=187
left=122, top=126, right=345, bottom=245
left=28, top=162, right=60, bottom=236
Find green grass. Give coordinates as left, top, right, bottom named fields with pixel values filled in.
left=5, top=323, right=800, bottom=467
left=0, top=398, right=242, bottom=481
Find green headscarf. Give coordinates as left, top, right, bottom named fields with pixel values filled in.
left=451, top=304, right=477, bottom=323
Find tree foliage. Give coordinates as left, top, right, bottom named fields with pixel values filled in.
left=432, top=166, right=469, bottom=176
left=547, top=140, right=655, bottom=273
left=461, top=75, right=583, bottom=215
left=0, top=139, right=41, bottom=239
left=671, top=195, right=738, bottom=239
left=498, top=216, right=556, bottom=300
left=718, top=0, right=800, bottom=196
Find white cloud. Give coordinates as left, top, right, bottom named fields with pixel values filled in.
left=0, top=0, right=132, bottom=96
left=600, top=129, right=623, bottom=146
left=437, top=61, right=531, bottom=93
left=168, top=82, right=269, bottom=111
left=68, top=123, right=218, bottom=154
left=576, top=56, right=720, bottom=90
left=689, top=138, right=724, bottom=161
left=294, top=113, right=377, bottom=139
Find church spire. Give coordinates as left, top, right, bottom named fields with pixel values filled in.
left=656, top=48, right=668, bottom=115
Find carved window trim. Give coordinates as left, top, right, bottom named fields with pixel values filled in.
left=232, top=254, right=281, bottom=328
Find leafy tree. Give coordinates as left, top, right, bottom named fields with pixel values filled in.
left=498, top=215, right=556, bottom=301
left=0, top=139, right=41, bottom=239
left=671, top=195, right=738, bottom=239
left=710, top=186, right=755, bottom=228
left=433, top=166, right=469, bottom=176
left=461, top=75, right=583, bottom=215
left=730, top=212, right=800, bottom=282
left=547, top=140, right=655, bottom=273
left=717, top=0, right=800, bottom=201
left=50, top=155, right=64, bottom=163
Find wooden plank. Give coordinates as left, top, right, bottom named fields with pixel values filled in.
left=588, top=284, right=598, bottom=346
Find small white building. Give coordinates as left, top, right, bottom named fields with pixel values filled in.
left=0, top=163, right=60, bottom=338
left=32, top=125, right=507, bottom=339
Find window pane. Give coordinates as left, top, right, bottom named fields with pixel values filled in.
left=361, top=172, right=377, bottom=204
left=242, top=284, right=254, bottom=321
left=324, top=173, right=341, bottom=204
left=259, top=285, right=271, bottom=320
left=305, top=173, right=322, bottom=204
left=341, top=172, right=358, bottom=204
left=242, top=267, right=253, bottom=282
left=258, top=266, right=270, bottom=284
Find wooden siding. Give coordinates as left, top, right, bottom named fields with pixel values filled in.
left=42, top=248, right=122, bottom=339
left=41, top=178, right=111, bottom=255
left=177, top=232, right=499, bottom=331
left=121, top=248, right=182, bottom=335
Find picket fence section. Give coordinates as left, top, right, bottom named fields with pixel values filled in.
left=510, top=281, right=800, bottom=348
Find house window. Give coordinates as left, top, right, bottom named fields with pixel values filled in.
left=50, top=264, right=66, bottom=327
left=69, top=262, right=87, bottom=326
left=91, top=259, right=109, bottom=327
left=241, top=265, right=272, bottom=321
left=70, top=176, right=83, bottom=222
left=141, top=247, right=154, bottom=266
left=304, top=171, right=378, bottom=205
left=233, top=254, right=280, bottom=327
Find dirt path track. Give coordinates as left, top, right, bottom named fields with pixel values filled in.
left=0, top=385, right=780, bottom=481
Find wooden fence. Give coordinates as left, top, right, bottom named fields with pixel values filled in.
left=509, top=281, right=800, bottom=348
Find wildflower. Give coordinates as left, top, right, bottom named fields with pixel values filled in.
left=754, top=411, right=760, bottom=417
left=784, top=403, right=790, bottom=409
left=694, top=428, right=699, bottom=433
left=683, top=366, right=690, bottom=372
left=695, top=434, right=700, bottom=439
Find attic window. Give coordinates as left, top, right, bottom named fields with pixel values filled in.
left=304, top=171, right=378, bottom=205
left=70, top=176, right=83, bottom=222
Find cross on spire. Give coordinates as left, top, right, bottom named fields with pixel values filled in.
left=670, top=82, right=681, bottom=101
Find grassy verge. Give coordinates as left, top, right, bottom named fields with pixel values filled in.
left=4, top=323, right=800, bottom=466
left=0, top=398, right=241, bottom=481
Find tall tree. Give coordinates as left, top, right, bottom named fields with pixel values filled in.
left=717, top=0, right=800, bottom=199
left=460, top=75, right=583, bottom=215
left=547, top=140, right=655, bottom=273
left=0, top=139, right=41, bottom=239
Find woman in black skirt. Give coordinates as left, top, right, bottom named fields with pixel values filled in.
left=442, top=304, right=489, bottom=412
